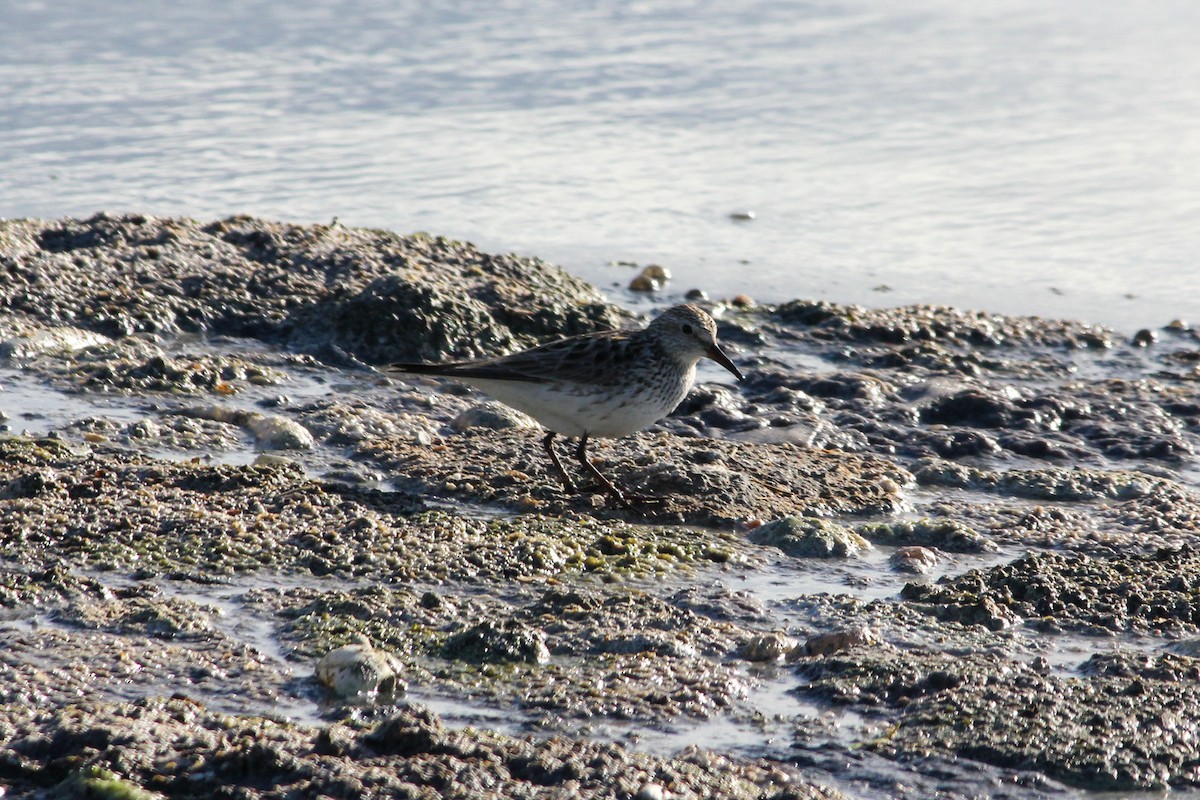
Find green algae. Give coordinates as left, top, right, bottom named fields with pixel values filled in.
left=60, top=766, right=162, bottom=800
left=855, top=517, right=994, bottom=553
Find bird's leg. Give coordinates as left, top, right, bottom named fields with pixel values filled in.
left=574, top=435, right=628, bottom=506
left=541, top=431, right=577, bottom=492
left=573, top=435, right=663, bottom=509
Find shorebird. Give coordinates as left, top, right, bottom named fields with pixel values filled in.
left=391, top=304, right=744, bottom=507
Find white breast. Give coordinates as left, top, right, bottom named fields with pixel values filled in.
left=454, top=365, right=696, bottom=438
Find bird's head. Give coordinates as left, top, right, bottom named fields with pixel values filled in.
left=648, top=304, right=744, bottom=381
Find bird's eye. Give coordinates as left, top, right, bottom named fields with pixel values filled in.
left=681, top=323, right=694, bottom=335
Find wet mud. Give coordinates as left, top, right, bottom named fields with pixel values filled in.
left=1, top=213, right=1200, bottom=798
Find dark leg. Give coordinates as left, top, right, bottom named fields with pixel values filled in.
left=574, top=434, right=633, bottom=507
left=542, top=431, right=577, bottom=492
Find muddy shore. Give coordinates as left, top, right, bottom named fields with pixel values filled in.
left=1, top=213, right=1199, bottom=798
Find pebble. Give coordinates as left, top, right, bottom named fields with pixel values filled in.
left=450, top=402, right=537, bottom=432
left=1131, top=329, right=1157, bottom=347
left=316, top=638, right=406, bottom=700
left=127, top=419, right=161, bottom=440
left=179, top=406, right=315, bottom=450
left=252, top=453, right=296, bottom=469
left=635, top=782, right=667, bottom=800
left=878, top=477, right=902, bottom=495
left=629, top=265, right=671, bottom=292
left=748, top=516, right=872, bottom=559
left=741, top=631, right=798, bottom=662
left=244, top=414, right=315, bottom=450
left=788, top=626, right=876, bottom=660
left=889, top=545, right=940, bottom=574
left=0, top=326, right=112, bottom=359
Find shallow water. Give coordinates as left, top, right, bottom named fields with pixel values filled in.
left=3, top=0, right=1199, bottom=331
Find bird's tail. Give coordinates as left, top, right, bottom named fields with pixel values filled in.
left=389, top=362, right=543, bottom=383
left=389, top=362, right=454, bottom=375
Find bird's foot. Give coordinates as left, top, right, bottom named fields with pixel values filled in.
left=567, top=481, right=662, bottom=509
left=606, top=489, right=666, bottom=511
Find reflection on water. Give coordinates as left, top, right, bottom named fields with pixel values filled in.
left=2, top=3, right=1200, bottom=325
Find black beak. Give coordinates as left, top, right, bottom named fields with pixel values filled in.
left=707, top=344, right=745, bottom=382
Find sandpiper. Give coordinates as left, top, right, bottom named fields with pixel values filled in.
left=391, top=304, right=745, bottom=506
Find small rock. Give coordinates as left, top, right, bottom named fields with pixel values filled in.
left=857, top=517, right=993, bottom=554
left=450, top=401, right=536, bottom=432
left=443, top=619, right=550, bottom=664
left=636, top=782, right=667, bottom=800
left=179, top=406, right=314, bottom=450
left=685, top=288, right=708, bottom=301
left=364, top=705, right=446, bottom=756
left=419, top=591, right=456, bottom=615
left=890, top=545, right=940, bottom=574
left=316, top=638, right=406, bottom=700
left=1131, top=329, right=1157, bottom=347
left=788, top=626, right=876, bottom=660
left=966, top=596, right=1023, bottom=631
left=729, top=210, right=756, bottom=221
left=690, top=449, right=724, bottom=465
left=1, top=468, right=62, bottom=499
left=252, top=453, right=296, bottom=469
left=741, top=631, right=798, bottom=662
left=127, top=419, right=161, bottom=440
left=731, top=294, right=755, bottom=308
left=0, top=326, right=112, bottom=359
left=629, top=264, right=671, bottom=292
left=314, top=726, right=353, bottom=756
left=245, top=413, right=314, bottom=450
left=747, top=516, right=871, bottom=559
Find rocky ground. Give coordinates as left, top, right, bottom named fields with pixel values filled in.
left=0, top=213, right=1199, bottom=798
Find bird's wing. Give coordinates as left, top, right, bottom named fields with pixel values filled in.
left=392, top=330, right=638, bottom=386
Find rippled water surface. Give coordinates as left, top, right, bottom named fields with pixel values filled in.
left=3, top=0, right=1199, bottom=330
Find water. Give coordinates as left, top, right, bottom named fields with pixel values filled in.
left=3, top=1, right=1199, bottom=329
